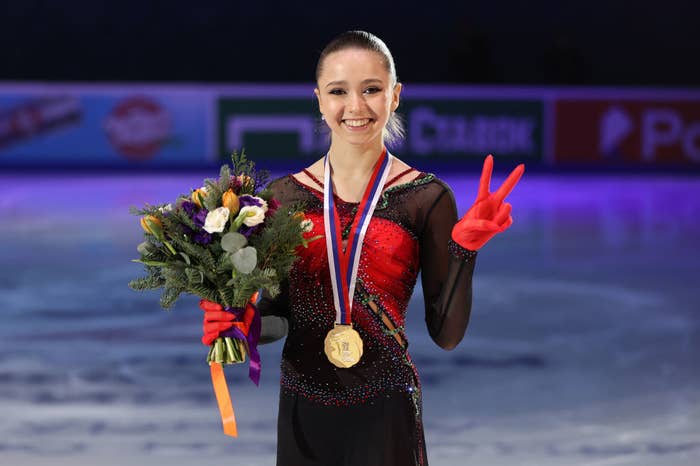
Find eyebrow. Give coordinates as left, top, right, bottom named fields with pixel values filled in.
left=325, top=78, right=384, bottom=88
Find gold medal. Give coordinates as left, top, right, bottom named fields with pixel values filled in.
left=324, top=324, right=363, bottom=368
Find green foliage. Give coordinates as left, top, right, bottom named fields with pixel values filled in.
left=128, top=275, right=165, bottom=290
left=160, top=286, right=185, bottom=309
left=176, top=238, right=217, bottom=273
left=166, top=207, right=196, bottom=232
left=202, top=178, right=222, bottom=211
left=218, top=164, right=232, bottom=192
left=129, top=151, right=312, bottom=311
left=230, top=150, right=270, bottom=195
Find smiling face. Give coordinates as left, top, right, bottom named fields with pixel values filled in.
left=314, top=48, right=401, bottom=149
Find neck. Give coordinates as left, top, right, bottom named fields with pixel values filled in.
left=327, top=137, right=385, bottom=180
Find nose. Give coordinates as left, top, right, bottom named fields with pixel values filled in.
left=347, top=90, right=363, bottom=113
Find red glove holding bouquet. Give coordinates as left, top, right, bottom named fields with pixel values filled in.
left=200, top=295, right=258, bottom=346
left=452, top=155, right=525, bottom=251
left=199, top=294, right=261, bottom=438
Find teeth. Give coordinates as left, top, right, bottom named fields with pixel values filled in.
left=344, top=119, right=370, bottom=127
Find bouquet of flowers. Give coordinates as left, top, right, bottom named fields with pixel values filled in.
left=129, top=151, right=315, bottom=436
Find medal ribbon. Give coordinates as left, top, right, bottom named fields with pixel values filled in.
left=324, top=148, right=393, bottom=325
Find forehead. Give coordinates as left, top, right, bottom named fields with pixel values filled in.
left=318, top=48, right=389, bottom=83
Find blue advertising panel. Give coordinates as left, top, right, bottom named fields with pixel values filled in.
left=0, top=85, right=212, bottom=168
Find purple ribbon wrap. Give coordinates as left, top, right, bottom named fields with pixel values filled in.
left=221, top=303, right=262, bottom=386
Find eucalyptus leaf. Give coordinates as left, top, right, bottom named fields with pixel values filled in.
left=221, top=232, right=247, bottom=253
left=232, top=246, right=257, bottom=274
left=137, top=242, right=153, bottom=255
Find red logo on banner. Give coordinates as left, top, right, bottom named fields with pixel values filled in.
left=104, top=97, right=171, bottom=161
left=0, top=97, right=82, bottom=148
left=554, top=100, right=700, bottom=164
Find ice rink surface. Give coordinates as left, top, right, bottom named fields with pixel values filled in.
left=1, top=170, right=698, bottom=466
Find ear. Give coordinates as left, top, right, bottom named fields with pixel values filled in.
left=391, top=82, right=402, bottom=112
left=314, top=87, right=324, bottom=116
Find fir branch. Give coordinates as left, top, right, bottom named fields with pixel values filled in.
left=203, top=176, right=224, bottom=211
left=160, top=286, right=185, bottom=309
left=175, top=238, right=217, bottom=274
left=231, top=150, right=253, bottom=177
left=218, top=164, right=232, bottom=193
left=185, top=267, right=205, bottom=285
left=129, top=204, right=160, bottom=216
left=190, top=283, right=220, bottom=303
left=165, top=208, right=197, bottom=233
left=215, top=252, right=234, bottom=273
left=128, top=275, right=165, bottom=290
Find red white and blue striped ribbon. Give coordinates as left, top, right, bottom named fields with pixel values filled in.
left=323, top=148, right=393, bottom=325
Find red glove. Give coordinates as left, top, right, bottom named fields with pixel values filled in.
left=200, top=293, right=259, bottom=346
left=200, top=299, right=235, bottom=345
left=451, top=155, right=524, bottom=251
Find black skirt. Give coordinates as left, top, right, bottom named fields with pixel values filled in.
left=276, top=388, right=428, bottom=466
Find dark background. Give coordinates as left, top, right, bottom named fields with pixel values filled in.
left=2, top=0, right=699, bottom=86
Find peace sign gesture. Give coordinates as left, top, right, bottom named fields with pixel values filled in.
left=451, top=155, right=525, bottom=251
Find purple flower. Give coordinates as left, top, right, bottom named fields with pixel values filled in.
left=192, top=209, right=208, bottom=228
left=181, top=200, right=197, bottom=216
left=239, top=224, right=260, bottom=238
left=178, top=200, right=212, bottom=244
left=239, top=195, right=265, bottom=209
left=194, top=230, right=213, bottom=245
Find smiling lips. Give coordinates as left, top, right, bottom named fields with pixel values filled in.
left=343, top=118, right=372, bottom=129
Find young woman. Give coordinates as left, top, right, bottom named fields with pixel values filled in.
left=203, top=30, right=524, bottom=466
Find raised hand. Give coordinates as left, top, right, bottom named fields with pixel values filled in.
left=451, top=154, right=525, bottom=251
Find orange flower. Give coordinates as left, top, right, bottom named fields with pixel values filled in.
left=222, top=189, right=240, bottom=216
left=140, top=215, right=163, bottom=236
left=192, top=187, right=208, bottom=207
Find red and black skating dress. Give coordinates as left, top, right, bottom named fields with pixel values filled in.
left=259, top=169, right=477, bottom=466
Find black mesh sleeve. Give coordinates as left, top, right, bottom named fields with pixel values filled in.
left=256, top=177, right=295, bottom=344
left=419, top=182, right=477, bottom=350
left=258, top=279, right=290, bottom=344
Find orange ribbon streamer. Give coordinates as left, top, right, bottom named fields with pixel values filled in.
left=210, top=362, right=238, bottom=437
left=208, top=292, right=260, bottom=438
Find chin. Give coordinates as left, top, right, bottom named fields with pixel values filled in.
left=338, top=131, right=383, bottom=147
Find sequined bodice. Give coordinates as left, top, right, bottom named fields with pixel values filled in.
left=260, top=172, right=476, bottom=407
left=278, top=174, right=432, bottom=405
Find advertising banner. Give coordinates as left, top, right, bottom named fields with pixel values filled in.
left=217, top=96, right=328, bottom=164
left=554, top=99, right=700, bottom=165
left=398, top=99, right=543, bottom=163
left=3, top=83, right=699, bottom=170
left=217, top=95, right=544, bottom=165
left=0, top=88, right=211, bottom=168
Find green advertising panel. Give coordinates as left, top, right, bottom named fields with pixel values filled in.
left=398, top=99, right=543, bottom=162
left=217, top=96, right=543, bottom=163
left=217, top=97, right=326, bottom=162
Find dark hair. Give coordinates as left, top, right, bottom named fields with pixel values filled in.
left=316, top=30, right=405, bottom=145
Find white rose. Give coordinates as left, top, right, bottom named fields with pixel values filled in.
left=300, top=219, right=313, bottom=232
left=239, top=205, right=265, bottom=227
left=203, top=207, right=230, bottom=233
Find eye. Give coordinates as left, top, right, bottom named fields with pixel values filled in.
left=328, top=88, right=346, bottom=95
left=364, top=87, right=382, bottom=94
